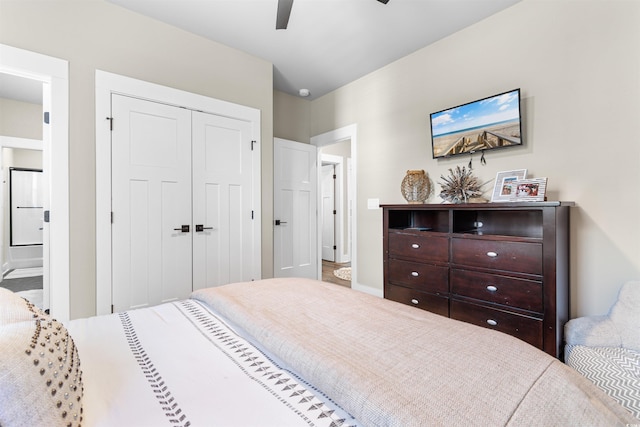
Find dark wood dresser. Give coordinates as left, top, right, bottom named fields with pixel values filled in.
left=382, top=202, right=573, bottom=358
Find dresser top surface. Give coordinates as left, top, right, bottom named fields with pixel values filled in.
left=382, top=201, right=574, bottom=209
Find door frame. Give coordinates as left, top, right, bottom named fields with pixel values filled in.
left=320, top=163, right=336, bottom=262
left=0, top=44, right=69, bottom=320
left=311, top=124, right=358, bottom=288
left=321, top=153, right=349, bottom=263
left=96, top=71, right=261, bottom=315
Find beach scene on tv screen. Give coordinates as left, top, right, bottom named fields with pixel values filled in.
left=431, top=89, right=521, bottom=158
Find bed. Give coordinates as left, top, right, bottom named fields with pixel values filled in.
left=564, top=280, right=640, bottom=420
left=1, top=278, right=638, bottom=426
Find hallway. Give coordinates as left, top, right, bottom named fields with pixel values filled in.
left=322, top=260, right=350, bottom=288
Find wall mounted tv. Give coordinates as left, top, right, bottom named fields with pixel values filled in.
left=430, top=88, right=522, bottom=159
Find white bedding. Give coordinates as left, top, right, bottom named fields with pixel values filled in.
left=4, top=279, right=636, bottom=426
left=66, top=299, right=359, bottom=427
left=192, top=278, right=639, bottom=426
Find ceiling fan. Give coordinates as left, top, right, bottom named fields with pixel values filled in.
left=276, top=0, right=389, bottom=30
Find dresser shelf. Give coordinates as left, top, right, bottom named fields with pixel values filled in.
left=382, top=202, right=573, bottom=358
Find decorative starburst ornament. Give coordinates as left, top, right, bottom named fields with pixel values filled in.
left=438, top=166, right=485, bottom=204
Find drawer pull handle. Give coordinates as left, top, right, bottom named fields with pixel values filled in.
left=486, top=251, right=498, bottom=258
left=410, top=299, right=419, bottom=305
left=486, top=285, right=498, bottom=292
left=411, top=271, right=419, bottom=277
left=411, top=243, right=420, bottom=249
left=486, top=319, right=498, bottom=326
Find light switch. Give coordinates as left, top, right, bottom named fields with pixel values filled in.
left=367, top=198, right=380, bottom=209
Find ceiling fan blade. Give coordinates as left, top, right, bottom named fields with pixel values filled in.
left=377, top=0, right=389, bottom=3
left=276, top=0, right=294, bottom=30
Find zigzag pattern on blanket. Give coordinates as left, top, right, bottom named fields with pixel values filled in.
left=566, top=345, right=640, bottom=420
left=193, top=278, right=639, bottom=425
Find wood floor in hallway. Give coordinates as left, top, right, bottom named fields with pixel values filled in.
left=322, top=260, right=351, bottom=288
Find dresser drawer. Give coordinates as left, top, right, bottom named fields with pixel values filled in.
left=385, top=285, right=449, bottom=317
left=389, top=232, right=448, bottom=263
left=450, top=300, right=543, bottom=349
left=388, top=259, right=449, bottom=294
left=451, top=238, right=542, bottom=275
left=451, top=269, right=542, bottom=312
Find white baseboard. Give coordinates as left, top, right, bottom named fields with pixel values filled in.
left=351, top=282, right=383, bottom=298
left=10, top=259, right=43, bottom=269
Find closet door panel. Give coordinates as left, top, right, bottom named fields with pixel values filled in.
left=111, top=94, right=192, bottom=312
left=192, top=111, right=254, bottom=290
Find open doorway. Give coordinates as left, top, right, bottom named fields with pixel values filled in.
left=0, top=44, right=69, bottom=320
left=312, top=124, right=357, bottom=289
left=1, top=147, right=44, bottom=307
left=320, top=149, right=350, bottom=287
left=0, top=74, right=44, bottom=308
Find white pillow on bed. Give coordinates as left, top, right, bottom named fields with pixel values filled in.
left=0, top=287, right=44, bottom=325
left=0, top=289, right=83, bottom=427
left=609, top=280, right=640, bottom=351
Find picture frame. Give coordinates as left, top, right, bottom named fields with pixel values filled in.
left=511, top=178, right=548, bottom=202
left=490, top=169, right=527, bottom=202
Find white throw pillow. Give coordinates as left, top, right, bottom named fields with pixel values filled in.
left=0, top=287, right=43, bottom=326
left=0, top=299, right=83, bottom=427
left=609, top=280, right=640, bottom=352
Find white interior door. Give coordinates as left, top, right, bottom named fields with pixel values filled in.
left=192, top=111, right=254, bottom=289
left=273, top=138, right=317, bottom=279
left=321, top=164, right=335, bottom=261
left=111, top=94, right=193, bottom=311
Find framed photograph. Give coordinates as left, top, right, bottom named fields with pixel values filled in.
left=490, top=169, right=527, bottom=202
left=511, top=178, right=547, bottom=202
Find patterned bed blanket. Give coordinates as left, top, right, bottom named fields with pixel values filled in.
left=192, top=278, right=638, bottom=426
left=565, top=344, right=640, bottom=420
left=67, top=299, right=358, bottom=427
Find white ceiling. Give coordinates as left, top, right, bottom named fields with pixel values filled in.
left=0, top=0, right=521, bottom=103
left=106, top=0, right=521, bottom=100
left=0, top=73, right=43, bottom=104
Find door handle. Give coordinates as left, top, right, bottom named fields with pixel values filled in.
left=195, top=224, right=214, bottom=232
left=173, top=225, right=190, bottom=232
left=274, top=219, right=288, bottom=226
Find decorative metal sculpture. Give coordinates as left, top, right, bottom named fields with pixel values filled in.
left=438, top=166, right=484, bottom=204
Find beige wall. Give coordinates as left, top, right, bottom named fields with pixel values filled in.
left=0, top=98, right=42, bottom=139
left=306, top=0, right=640, bottom=317
left=0, top=0, right=274, bottom=318
left=2, top=0, right=637, bottom=319
left=274, top=90, right=311, bottom=143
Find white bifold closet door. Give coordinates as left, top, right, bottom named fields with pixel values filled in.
left=111, top=94, right=254, bottom=312
left=191, top=110, right=254, bottom=291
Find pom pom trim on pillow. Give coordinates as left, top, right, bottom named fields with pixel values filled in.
left=0, top=291, right=83, bottom=427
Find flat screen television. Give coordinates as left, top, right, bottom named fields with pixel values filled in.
left=430, top=88, right=522, bottom=159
